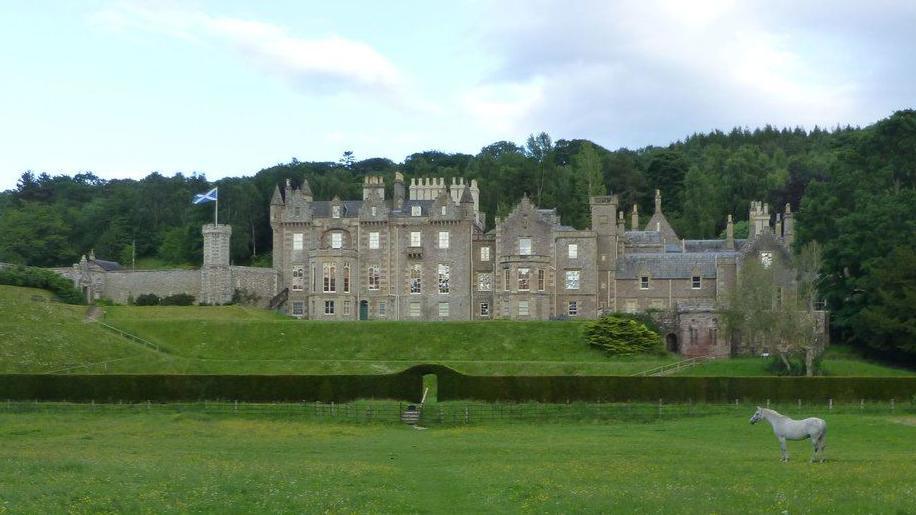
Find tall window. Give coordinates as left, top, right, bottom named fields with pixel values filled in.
left=480, top=303, right=490, bottom=317
left=411, top=205, right=421, bottom=216
left=410, top=231, right=421, bottom=247
left=517, top=268, right=530, bottom=291
left=568, top=301, right=578, bottom=316
left=369, top=232, right=380, bottom=249
left=518, top=238, right=532, bottom=255
left=332, top=205, right=341, bottom=218
left=438, top=264, right=450, bottom=294
left=438, top=231, right=449, bottom=249
left=640, top=276, right=650, bottom=290
left=368, top=265, right=380, bottom=290
left=691, top=276, right=701, bottom=289
left=291, top=266, right=304, bottom=291
left=504, top=269, right=510, bottom=291
left=410, top=265, right=422, bottom=294
left=538, top=269, right=545, bottom=291
left=331, top=232, right=342, bottom=249
left=409, top=302, right=421, bottom=317
left=343, top=264, right=350, bottom=293
left=324, top=300, right=335, bottom=314
left=568, top=243, right=578, bottom=259
left=480, top=247, right=490, bottom=261
left=518, top=300, right=529, bottom=316
left=293, top=233, right=303, bottom=251
left=565, top=270, right=580, bottom=290
left=438, top=302, right=449, bottom=317
left=378, top=301, right=386, bottom=316
left=477, top=272, right=492, bottom=291
left=323, top=263, right=336, bottom=293
left=311, top=266, right=316, bottom=292
left=291, top=301, right=304, bottom=317
left=343, top=300, right=351, bottom=316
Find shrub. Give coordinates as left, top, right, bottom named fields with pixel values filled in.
left=134, top=293, right=161, bottom=306
left=0, top=265, right=85, bottom=304
left=161, top=293, right=195, bottom=306
left=585, top=314, right=662, bottom=355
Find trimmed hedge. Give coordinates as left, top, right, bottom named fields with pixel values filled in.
left=437, top=373, right=916, bottom=403
left=0, top=373, right=422, bottom=403
left=0, top=368, right=911, bottom=404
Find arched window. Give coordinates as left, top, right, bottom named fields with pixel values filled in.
left=343, top=264, right=350, bottom=293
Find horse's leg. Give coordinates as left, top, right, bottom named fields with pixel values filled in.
left=779, top=437, right=788, bottom=462
left=817, top=432, right=827, bottom=463
left=810, top=435, right=818, bottom=463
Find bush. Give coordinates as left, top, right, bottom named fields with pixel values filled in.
left=134, top=293, right=161, bottom=306
left=585, top=314, right=662, bottom=355
left=161, top=293, right=195, bottom=306
left=0, top=265, right=85, bottom=304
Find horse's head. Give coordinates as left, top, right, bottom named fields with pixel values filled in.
left=749, top=407, right=764, bottom=425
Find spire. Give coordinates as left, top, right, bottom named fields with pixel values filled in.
left=300, top=178, right=313, bottom=197
left=270, top=184, right=284, bottom=205
left=460, top=184, right=474, bottom=204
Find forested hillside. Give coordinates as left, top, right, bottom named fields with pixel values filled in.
left=1, top=111, right=913, bottom=360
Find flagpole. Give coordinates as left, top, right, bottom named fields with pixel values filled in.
left=214, top=187, right=218, bottom=226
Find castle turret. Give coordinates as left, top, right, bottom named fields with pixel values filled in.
left=748, top=201, right=771, bottom=240
left=201, top=223, right=232, bottom=305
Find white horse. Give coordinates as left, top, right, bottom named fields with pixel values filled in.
left=749, top=407, right=827, bottom=462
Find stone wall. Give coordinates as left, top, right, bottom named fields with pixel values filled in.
left=230, top=266, right=279, bottom=307
left=101, top=270, right=201, bottom=304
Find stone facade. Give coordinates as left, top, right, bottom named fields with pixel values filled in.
left=61, top=174, right=827, bottom=357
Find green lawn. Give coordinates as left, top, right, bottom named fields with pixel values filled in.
left=1, top=285, right=911, bottom=377
left=1, top=406, right=913, bottom=513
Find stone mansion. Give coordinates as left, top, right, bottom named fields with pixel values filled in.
left=63, top=173, right=821, bottom=357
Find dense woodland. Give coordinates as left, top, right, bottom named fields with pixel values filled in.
left=1, top=111, right=913, bottom=360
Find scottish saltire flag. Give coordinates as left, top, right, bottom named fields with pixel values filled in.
left=193, top=187, right=218, bottom=204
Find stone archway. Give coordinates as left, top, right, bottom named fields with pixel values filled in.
left=666, top=333, right=679, bottom=354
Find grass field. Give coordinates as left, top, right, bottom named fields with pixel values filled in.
left=1, top=405, right=913, bottom=513
left=2, top=285, right=912, bottom=377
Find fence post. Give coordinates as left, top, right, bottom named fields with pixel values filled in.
left=891, top=399, right=895, bottom=411
left=465, top=406, right=469, bottom=424
left=828, top=398, right=832, bottom=411
left=734, top=398, right=739, bottom=407
left=797, top=399, right=802, bottom=409
left=860, top=399, right=864, bottom=410
left=658, top=398, right=662, bottom=416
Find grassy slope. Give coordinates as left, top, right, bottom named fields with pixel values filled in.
left=106, top=307, right=673, bottom=374
left=0, top=286, right=163, bottom=373
left=0, top=408, right=912, bottom=512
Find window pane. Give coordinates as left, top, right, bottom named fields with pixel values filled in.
left=369, top=232, right=379, bottom=249
left=477, top=273, right=492, bottom=291
left=568, top=301, right=577, bottom=316
left=568, top=244, right=577, bottom=259
left=438, top=264, right=450, bottom=294
left=438, top=231, right=449, bottom=249
left=565, top=271, right=580, bottom=290
left=293, top=233, right=303, bottom=250
left=411, top=205, right=421, bottom=216
left=410, top=265, right=422, bottom=294
left=517, top=268, right=530, bottom=291
left=410, top=232, right=421, bottom=247
left=537, top=269, right=545, bottom=291
left=480, top=247, right=490, bottom=261
left=518, top=238, right=532, bottom=255
left=518, top=301, right=529, bottom=316
left=331, top=233, right=342, bottom=249
left=438, top=302, right=449, bottom=317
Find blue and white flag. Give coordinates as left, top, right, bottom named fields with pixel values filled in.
left=193, top=187, right=218, bottom=204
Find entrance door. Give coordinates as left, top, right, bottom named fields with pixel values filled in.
left=666, top=333, right=679, bottom=354
left=359, top=300, right=369, bottom=320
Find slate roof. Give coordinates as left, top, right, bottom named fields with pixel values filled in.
left=91, top=259, right=121, bottom=271
left=309, top=200, right=436, bottom=218
left=618, top=252, right=737, bottom=279
left=625, top=231, right=663, bottom=245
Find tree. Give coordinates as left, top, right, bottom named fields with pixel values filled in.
left=585, top=314, right=661, bottom=355
left=722, top=246, right=824, bottom=375
left=573, top=141, right=606, bottom=196
left=339, top=150, right=355, bottom=169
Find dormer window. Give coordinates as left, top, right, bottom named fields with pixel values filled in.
left=411, top=205, right=421, bottom=216
left=332, top=205, right=341, bottom=218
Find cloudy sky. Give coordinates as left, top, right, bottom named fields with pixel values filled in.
left=1, top=0, right=914, bottom=190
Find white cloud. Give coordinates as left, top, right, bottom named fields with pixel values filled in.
left=90, top=3, right=422, bottom=111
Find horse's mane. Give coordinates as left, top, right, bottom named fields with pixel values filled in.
left=759, top=407, right=786, bottom=418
